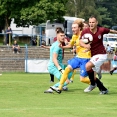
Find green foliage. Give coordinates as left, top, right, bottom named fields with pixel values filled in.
left=20, top=0, right=66, bottom=25
left=66, top=0, right=117, bottom=28
left=0, top=0, right=68, bottom=29
left=65, top=0, right=101, bottom=23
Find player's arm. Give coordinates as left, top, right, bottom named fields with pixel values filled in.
left=79, top=40, right=91, bottom=50
left=41, top=45, right=50, bottom=49
left=53, top=53, right=60, bottom=68
left=59, top=43, right=73, bottom=49
left=109, top=29, right=117, bottom=34
left=53, top=53, right=64, bottom=73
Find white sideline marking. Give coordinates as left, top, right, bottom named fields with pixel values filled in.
left=0, top=107, right=117, bottom=111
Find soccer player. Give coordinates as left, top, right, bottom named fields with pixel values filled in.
left=50, top=19, right=107, bottom=94
left=83, top=21, right=89, bottom=30
left=110, top=50, right=117, bottom=75
left=44, top=30, right=74, bottom=93
left=79, top=15, right=117, bottom=94
left=50, top=19, right=92, bottom=93
left=41, top=27, right=74, bottom=83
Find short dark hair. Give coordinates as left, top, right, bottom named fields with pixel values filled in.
left=55, top=27, right=62, bottom=32
left=89, top=15, right=98, bottom=20
left=56, top=30, right=64, bottom=34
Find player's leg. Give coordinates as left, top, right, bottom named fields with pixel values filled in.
left=79, top=58, right=90, bottom=84
left=69, top=70, right=76, bottom=83
left=110, top=61, right=117, bottom=75
left=97, top=68, right=102, bottom=79
left=110, top=67, right=117, bottom=75
left=52, top=79, right=70, bottom=91
left=84, top=54, right=108, bottom=94
left=58, top=65, right=72, bottom=90
left=84, top=55, right=101, bottom=92
left=50, top=74, right=54, bottom=82
left=80, top=77, right=90, bottom=84
left=59, top=57, right=80, bottom=90
left=44, top=66, right=61, bottom=93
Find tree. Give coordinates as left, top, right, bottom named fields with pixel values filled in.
left=65, top=0, right=101, bottom=23
left=95, top=0, right=117, bottom=27
left=0, top=0, right=68, bottom=30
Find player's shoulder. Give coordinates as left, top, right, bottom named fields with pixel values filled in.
left=53, top=41, right=59, bottom=46
left=98, top=27, right=109, bottom=31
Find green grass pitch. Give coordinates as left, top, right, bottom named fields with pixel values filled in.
left=0, top=73, right=117, bottom=117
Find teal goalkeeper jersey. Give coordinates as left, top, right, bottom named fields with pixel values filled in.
left=48, top=41, right=63, bottom=68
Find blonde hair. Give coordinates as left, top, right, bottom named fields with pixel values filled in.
left=73, top=19, right=84, bottom=31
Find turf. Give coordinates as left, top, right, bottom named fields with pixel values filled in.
left=0, top=73, right=117, bottom=117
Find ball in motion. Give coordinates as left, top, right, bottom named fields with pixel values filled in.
left=81, top=33, right=93, bottom=44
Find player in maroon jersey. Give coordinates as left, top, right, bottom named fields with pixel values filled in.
left=80, top=16, right=117, bottom=94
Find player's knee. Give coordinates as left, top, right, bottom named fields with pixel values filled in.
left=65, top=66, right=72, bottom=73
left=86, top=61, right=94, bottom=71
left=80, top=78, right=84, bottom=83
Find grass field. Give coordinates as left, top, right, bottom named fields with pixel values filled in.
left=0, top=73, right=117, bottom=117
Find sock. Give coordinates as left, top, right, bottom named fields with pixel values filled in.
left=70, top=70, right=76, bottom=81
left=80, top=77, right=90, bottom=84
left=59, top=67, right=71, bottom=90
left=50, top=74, right=54, bottom=82
left=113, top=68, right=117, bottom=71
left=87, top=69, right=95, bottom=86
left=53, top=82, right=68, bottom=87
left=95, top=78, right=107, bottom=91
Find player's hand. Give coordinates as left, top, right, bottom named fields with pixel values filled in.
left=59, top=44, right=63, bottom=48
left=41, top=45, right=46, bottom=48
left=58, top=66, right=64, bottom=74
left=83, top=49, right=90, bottom=53
left=85, top=44, right=91, bottom=50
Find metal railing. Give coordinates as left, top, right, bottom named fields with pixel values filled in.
left=0, top=33, right=54, bottom=46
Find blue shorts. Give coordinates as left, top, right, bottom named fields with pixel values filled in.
left=68, top=57, right=90, bottom=77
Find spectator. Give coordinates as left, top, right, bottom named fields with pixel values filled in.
left=106, top=44, right=112, bottom=54
left=110, top=50, right=117, bottom=75
left=32, top=36, right=37, bottom=46
left=6, top=26, right=12, bottom=46
left=12, top=40, right=20, bottom=54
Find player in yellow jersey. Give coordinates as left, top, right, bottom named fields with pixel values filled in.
left=50, top=19, right=104, bottom=94
left=50, top=19, right=92, bottom=93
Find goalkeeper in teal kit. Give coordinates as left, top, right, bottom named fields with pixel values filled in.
left=44, top=30, right=75, bottom=93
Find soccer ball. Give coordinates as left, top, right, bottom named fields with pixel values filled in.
left=81, top=33, right=93, bottom=44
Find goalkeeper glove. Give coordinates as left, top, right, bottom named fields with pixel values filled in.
left=58, top=66, right=64, bottom=74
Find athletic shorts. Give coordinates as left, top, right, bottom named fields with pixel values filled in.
left=90, top=54, right=107, bottom=73
left=68, top=57, right=90, bottom=77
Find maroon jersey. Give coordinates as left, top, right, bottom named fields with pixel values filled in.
left=81, top=27, right=110, bottom=56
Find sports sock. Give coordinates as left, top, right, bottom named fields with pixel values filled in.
left=50, top=74, right=54, bottom=82
left=80, top=77, right=90, bottom=84
left=95, top=78, right=107, bottom=91
left=53, top=82, right=68, bottom=87
left=59, top=67, right=71, bottom=90
left=70, top=70, right=76, bottom=81
left=113, top=67, right=117, bottom=71
left=87, top=69, right=95, bottom=86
